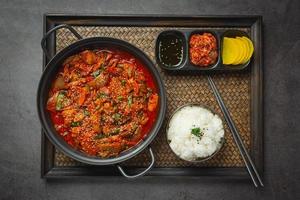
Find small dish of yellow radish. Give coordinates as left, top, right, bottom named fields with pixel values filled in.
left=222, top=36, right=254, bottom=65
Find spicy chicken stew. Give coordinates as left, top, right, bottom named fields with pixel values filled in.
left=46, top=49, right=159, bottom=158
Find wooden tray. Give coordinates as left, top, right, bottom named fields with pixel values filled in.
left=41, top=14, right=263, bottom=178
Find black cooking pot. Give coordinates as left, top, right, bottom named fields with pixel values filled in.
left=37, top=24, right=166, bottom=178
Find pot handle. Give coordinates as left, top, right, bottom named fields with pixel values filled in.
left=117, top=147, right=155, bottom=179
left=41, top=24, right=82, bottom=60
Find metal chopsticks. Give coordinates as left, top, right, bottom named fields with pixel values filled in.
left=207, top=75, right=264, bottom=187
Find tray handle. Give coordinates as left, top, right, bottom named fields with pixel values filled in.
left=41, top=24, right=82, bottom=60
left=117, top=147, right=155, bottom=179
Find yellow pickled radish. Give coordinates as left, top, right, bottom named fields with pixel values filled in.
left=231, top=38, right=245, bottom=65
left=222, top=37, right=240, bottom=65
left=243, top=36, right=254, bottom=61
left=236, top=37, right=249, bottom=64
left=222, top=36, right=254, bottom=65
left=237, top=37, right=251, bottom=63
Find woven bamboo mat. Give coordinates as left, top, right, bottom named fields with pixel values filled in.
left=54, top=26, right=251, bottom=167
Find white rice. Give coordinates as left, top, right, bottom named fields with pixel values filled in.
left=167, top=105, right=224, bottom=161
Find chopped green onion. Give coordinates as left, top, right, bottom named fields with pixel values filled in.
left=100, top=63, right=106, bottom=69
left=83, top=109, right=90, bottom=116
left=92, top=70, right=100, bottom=78
left=56, top=102, right=62, bottom=110
left=97, top=92, right=108, bottom=98
left=70, top=121, right=81, bottom=127
left=94, top=134, right=106, bottom=139
left=112, top=113, right=121, bottom=121
left=191, top=127, right=203, bottom=139
left=110, top=128, right=120, bottom=135
left=117, top=96, right=123, bottom=101
left=121, top=80, right=126, bottom=86
left=55, top=91, right=66, bottom=110
left=128, top=95, right=132, bottom=106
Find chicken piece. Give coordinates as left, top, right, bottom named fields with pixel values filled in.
left=80, top=50, right=96, bottom=65
left=141, top=116, right=149, bottom=125
left=74, top=110, right=85, bottom=122
left=90, top=113, right=101, bottom=133
left=130, top=125, right=142, bottom=141
left=128, top=78, right=139, bottom=95
left=71, top=127, right=82, bottom=135
left=97, top=142, right=124, bottom=157
left=148, top=93, right=158, bottom=112
left=66, top=78, right=86, bottom=87
left=78, top=87, right=87, bottom=106
left=124, top=63, right=134, bottom=78
left=68, top=70, right=81, bottom=82
left=93, top=51, right=107, bottom=71
left=53, top=75, right=66, bottom=90
left=87, top=73, right=108, bottom=88
left=61, top=109, right=77, bottom=125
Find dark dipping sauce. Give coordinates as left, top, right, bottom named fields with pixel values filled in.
left=158, top=34, right=184, bottom=67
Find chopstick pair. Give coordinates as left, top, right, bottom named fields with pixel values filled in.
left=207, top=75, right=264, bottom=187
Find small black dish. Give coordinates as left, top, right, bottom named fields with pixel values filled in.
left=155, top=30, right=187, bottom=70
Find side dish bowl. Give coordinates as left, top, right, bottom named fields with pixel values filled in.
left=166, top=103, right=225, bottom=162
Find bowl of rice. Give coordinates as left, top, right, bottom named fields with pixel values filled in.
left=166, top=103, right=225, bottom=162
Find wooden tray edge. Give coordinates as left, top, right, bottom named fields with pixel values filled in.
left=40, top=14, right=263, bottom=179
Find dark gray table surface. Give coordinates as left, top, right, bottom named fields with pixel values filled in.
left=0, top=0, right=299, bottom=199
